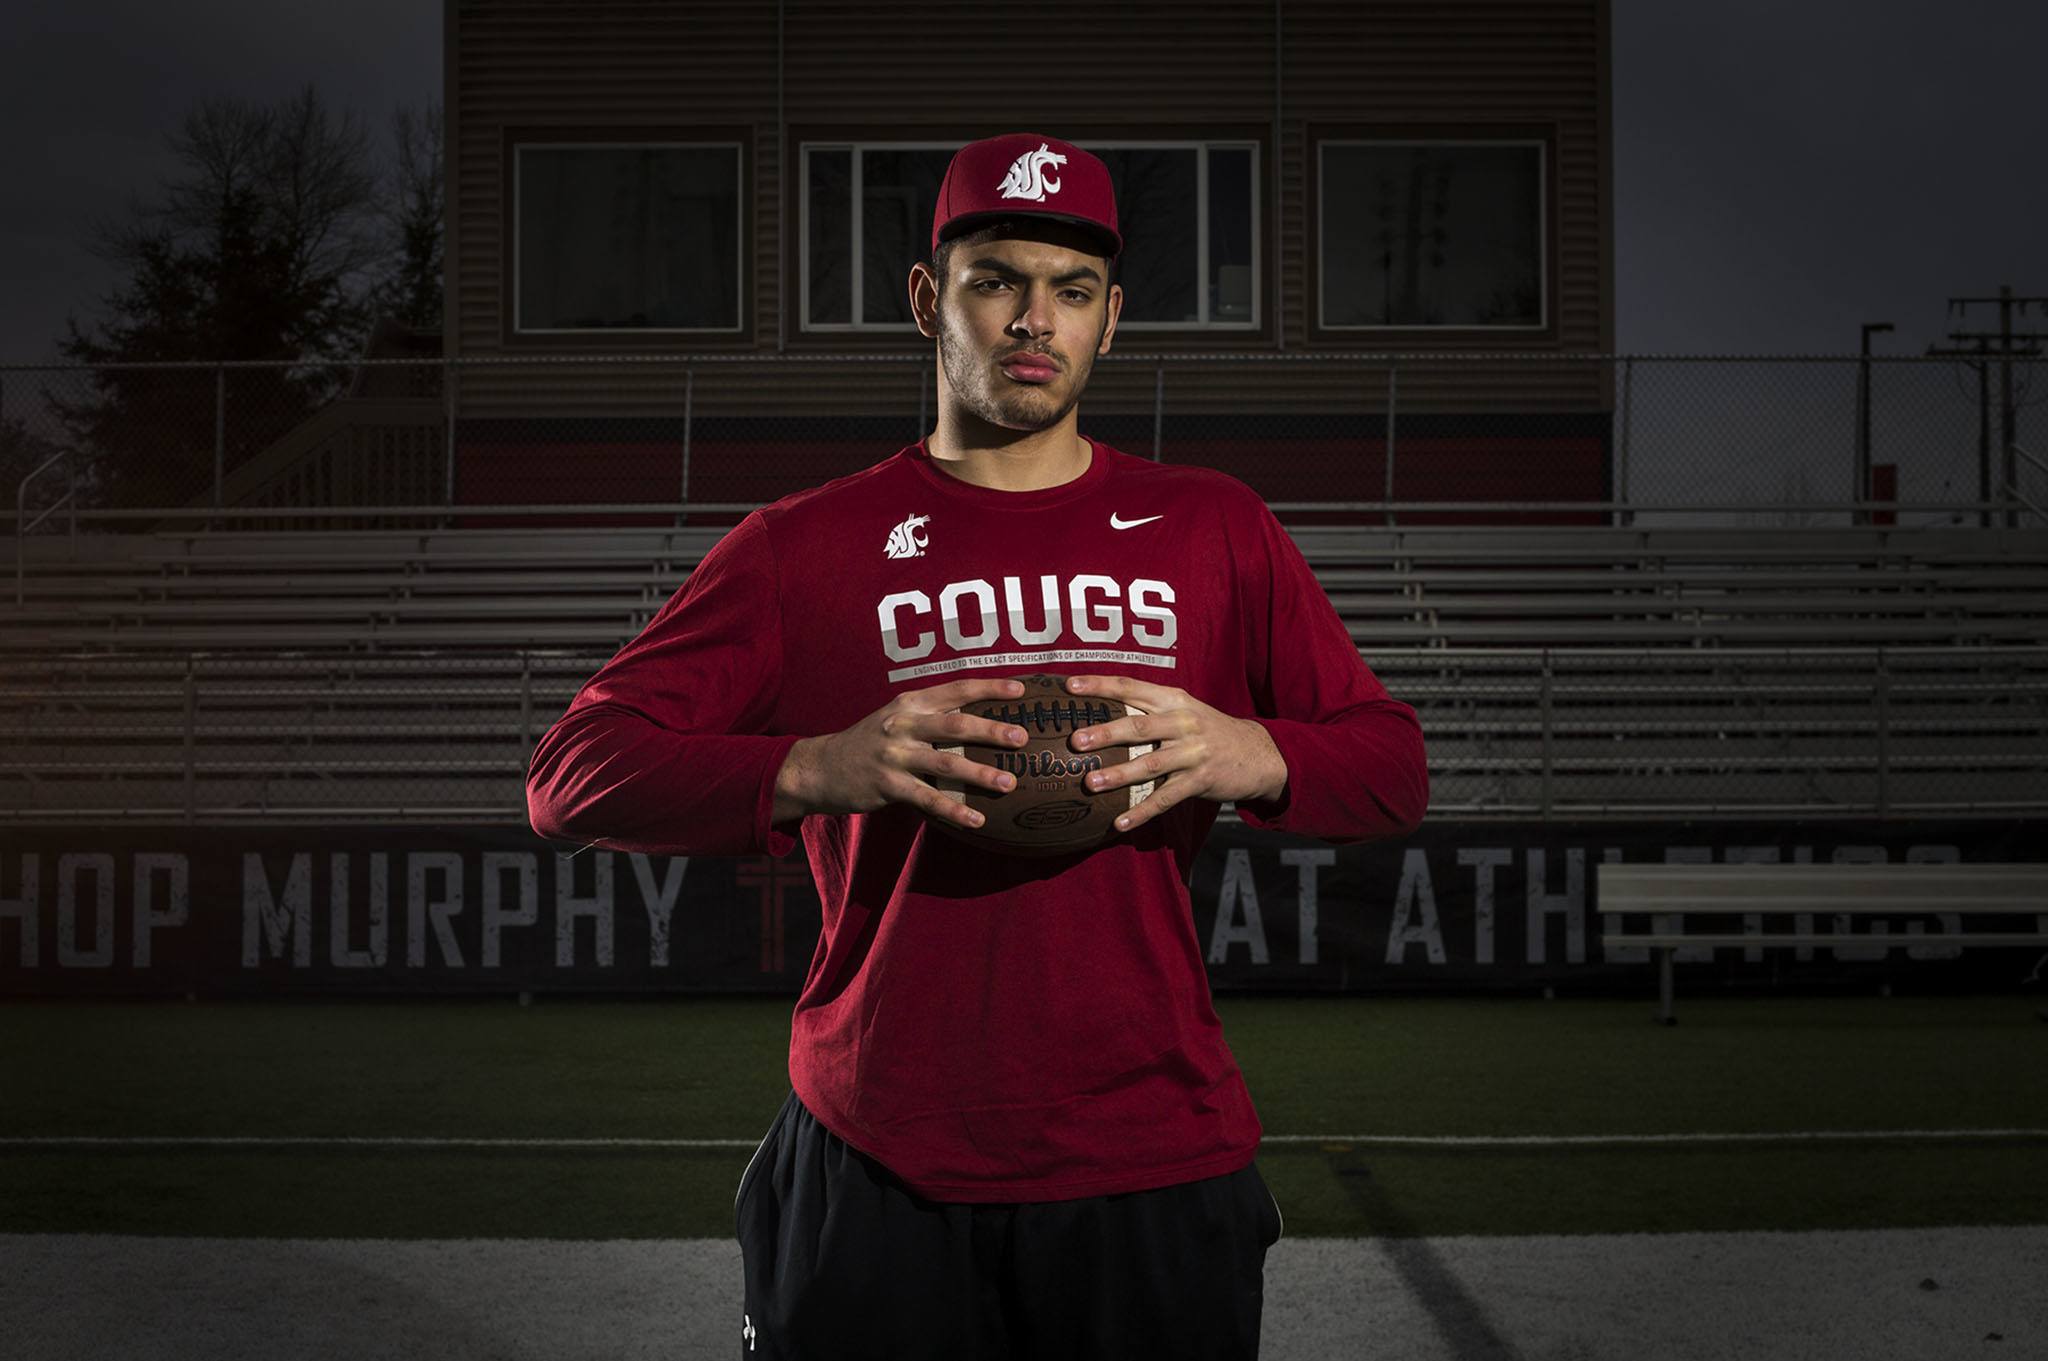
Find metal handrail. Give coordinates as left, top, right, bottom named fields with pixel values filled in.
left=6, top=644, right=2045, bottom=825
left=15, top=446, right=77, bottom=605
left=6, top=351, right=2035, bottom=535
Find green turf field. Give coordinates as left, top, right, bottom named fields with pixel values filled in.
left=4, top=994, right=2045, bottom=1239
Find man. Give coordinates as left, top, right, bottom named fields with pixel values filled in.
left=526, top=131, right=1429, bottom=1359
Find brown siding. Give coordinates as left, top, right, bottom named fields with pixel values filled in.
left=447, top=0, right=1611, bottom=419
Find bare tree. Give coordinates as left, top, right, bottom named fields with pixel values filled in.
left=53, top=83, right=386, bottom=510
left=373, top=102, right=445, bottom=333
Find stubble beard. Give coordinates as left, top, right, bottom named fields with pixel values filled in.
left=934, top=294, right=1099, bottom=433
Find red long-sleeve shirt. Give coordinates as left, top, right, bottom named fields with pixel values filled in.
left=527, top=434, right=1428, bottom=1202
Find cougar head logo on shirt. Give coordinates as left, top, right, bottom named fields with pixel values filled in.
left=884, top=512, right=931, bottom=560
left=998, top=143, right=1065, bottom=202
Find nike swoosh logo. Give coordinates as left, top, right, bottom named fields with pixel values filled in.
left=1110, top=513, right=1164, bottom=530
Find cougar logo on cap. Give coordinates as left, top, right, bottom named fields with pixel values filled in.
left=998, top=143, right=1065, bottom=203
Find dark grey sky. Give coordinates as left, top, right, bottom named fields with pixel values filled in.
left=3, top=3, right=2043, bottom=363
left=1614, top=3, right=2047, bottom=355
left=2, top=1, right=441, bottom=365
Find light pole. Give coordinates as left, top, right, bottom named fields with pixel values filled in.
left=1857, top=322, right=1893, bottom=526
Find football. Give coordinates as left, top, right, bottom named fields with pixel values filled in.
left=929, top=672, right=1156, bottom=857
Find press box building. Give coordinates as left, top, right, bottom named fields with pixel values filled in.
left=433, top=0, right=1614, bottom=526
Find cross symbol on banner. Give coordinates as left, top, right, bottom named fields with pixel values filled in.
left=734, top=856, right=803, bottom=972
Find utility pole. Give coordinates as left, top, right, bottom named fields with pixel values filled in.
left=1856, top=322, right=1892, bottom=527
left=1921, top=337, right=1995, bottom=528
left=1925, top=284, right=2045, bottom=529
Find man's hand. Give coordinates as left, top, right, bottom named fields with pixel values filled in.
left=1061, top=674, right=1288, bottom=834
left=773, top=676, right=1032, bottom=831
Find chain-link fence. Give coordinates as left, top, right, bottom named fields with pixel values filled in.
left=4, top=354, right=2043, bottom=534
left=4, top=354, right=2044, bottom=821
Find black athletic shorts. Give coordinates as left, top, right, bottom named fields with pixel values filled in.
left=734, top=1087, right=1284, bottom=1360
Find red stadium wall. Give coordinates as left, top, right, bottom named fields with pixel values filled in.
left=452, top=428, right=1612, bottom=530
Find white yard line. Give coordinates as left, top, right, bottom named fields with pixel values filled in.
left=1263, top=1128, right=2048, bottom=1146
left=3, top=1128, right=2045, bottom=1150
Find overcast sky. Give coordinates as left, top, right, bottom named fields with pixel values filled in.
left=3, top=2, right=2043, bottom=364
left=1614, top=3, right=2047, bottom=356
left=2, top=2, right=441, bottom=366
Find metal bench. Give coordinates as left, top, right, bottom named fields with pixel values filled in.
left=1596, top=862, right=2048, bottom=1024
left=7, top=522, right=2043, bottom=650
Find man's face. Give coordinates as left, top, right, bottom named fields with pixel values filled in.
left=925, top=233, right=1121, bottom=433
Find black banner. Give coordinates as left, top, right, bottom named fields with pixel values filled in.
left=1, top=819, right=2041, bottom=997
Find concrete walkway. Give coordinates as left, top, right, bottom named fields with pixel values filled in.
left=3, top=1226, right=2042, bottom=1359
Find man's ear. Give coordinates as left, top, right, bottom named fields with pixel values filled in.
left=1097, top=282, right=1123, bottom=355
left=909, top=263, right=942, bottom=340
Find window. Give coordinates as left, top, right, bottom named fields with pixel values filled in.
left=801, top=139, right=1259, bottom=332
left=1319, top=140, right=1545, bottom=330
left=513, top=142, right=742, bottom=333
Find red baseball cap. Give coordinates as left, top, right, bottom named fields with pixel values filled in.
left=930, top=132, right=1122, bottom=261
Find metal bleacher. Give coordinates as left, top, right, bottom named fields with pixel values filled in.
left=3, top=520, right=2045, bottom=822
